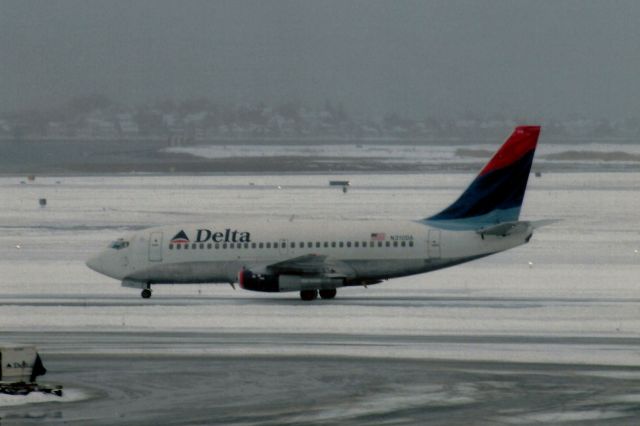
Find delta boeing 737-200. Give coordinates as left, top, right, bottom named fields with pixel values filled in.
left=87, top=126, right=549, bottom=300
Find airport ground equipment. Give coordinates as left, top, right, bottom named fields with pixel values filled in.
left=0, top=343, right=63, bottom=397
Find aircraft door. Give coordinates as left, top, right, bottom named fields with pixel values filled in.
left=427, top=229, right=441, bottom=259
left=149, top=232, right=163, bottom=262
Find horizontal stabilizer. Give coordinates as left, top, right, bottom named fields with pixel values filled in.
left=476, top=219, right=559, bottom=237
left=530, top=219, right=561, bottom=229
left=476, top=221, right=529, bottom=237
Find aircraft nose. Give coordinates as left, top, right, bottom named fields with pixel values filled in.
left=86, top=254, right=104, bottom=274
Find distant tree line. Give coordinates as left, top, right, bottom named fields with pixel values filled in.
left=1, top=94, right=639, bottom=142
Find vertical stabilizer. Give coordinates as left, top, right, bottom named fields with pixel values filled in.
left=425, top=126, right=541, bottom=230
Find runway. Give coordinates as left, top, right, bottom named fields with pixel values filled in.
left=1, top=172, right=640, bottom=424
left=3, top=330, right=640, bottom=425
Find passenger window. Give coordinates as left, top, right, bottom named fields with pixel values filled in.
left=207, top=243, right=212, bottom=249
left=244, top=243, right=249, bottom=249
left=409, top=241, right=414, bottom=247
left=393, top=241, right=398, bottom=247
left=401, top=241, right=406, bottom=247
left=354, top=242, right=359, bottom=248
left=377, top=241, right=382, bottom=247
left=315, top=242, right=320, bottom=248
left=299, top=242, right=304, bottom=248
left=169, top=244, right=174, bottom=250
left=346, top=241, right=351, bottom=247
left=230, top=243, right=235, bottom=249
left=331, top=242, right=336, bottom=248
left=258, top=242, right=264, bottom=249
left=386, top=241, right=391, bottom=247
left=192, top=243, right=197, bottom=249
left=266, top=242, right=271, bottom=249
left=324, top=242, right=329, bottom=248
left=184, top=244, right=189, bottom=250
left=339, top=242, right=344, bottom=248
left=362, top=241, right=367, bottom=247
left=199, top=243, right=204, bottom=249
left=215, top=243, right=220, bottom=249
left=222, top=243, right=227, bottom=249
left=251, top=243, right=256, bottom=249
left=290, top=242, right=295, bottom=248
left=307, top=242, right=312, bottom=248
left=176, top=244, right=181, bottom=250
left=273, top=242, right=278, bottom=249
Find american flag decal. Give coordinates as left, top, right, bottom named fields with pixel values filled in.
left=370, top=232, right=386, bottom=241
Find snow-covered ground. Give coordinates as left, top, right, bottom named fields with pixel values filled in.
left=1, top=172, right=639, bottom=366
left=0, top=388, right=87, bottom=408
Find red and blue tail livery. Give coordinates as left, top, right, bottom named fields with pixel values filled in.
left=425, top=126, right=541, bottom=230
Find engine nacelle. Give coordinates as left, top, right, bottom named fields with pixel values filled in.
left=238, top=270, right=343, bottom=293
left=238, top=270, right=279, bottom=292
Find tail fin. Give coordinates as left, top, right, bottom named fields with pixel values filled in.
left=425, top=126, right=541, bottom=230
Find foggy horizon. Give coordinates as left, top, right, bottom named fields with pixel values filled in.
left=3, top=1, right=640, bottom=120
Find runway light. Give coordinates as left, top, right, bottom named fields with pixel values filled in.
left=15, top=244, right=21, bottom=249
left=528, top=261, right=533, bottom=268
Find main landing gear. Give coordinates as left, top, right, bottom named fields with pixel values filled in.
left=299, top=289, right=337, bottom=301
left=319, top=289, right=337, bottom=299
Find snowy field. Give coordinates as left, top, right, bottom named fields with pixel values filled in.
left=1, top=172, right=639, bottom=359
left=1, top=172, right=640, bottom=424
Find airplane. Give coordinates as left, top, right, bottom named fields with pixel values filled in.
left=87, top=126, right=547, bottom=301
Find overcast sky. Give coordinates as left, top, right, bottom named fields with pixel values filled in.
left=2, top=0, right=640, bottom=119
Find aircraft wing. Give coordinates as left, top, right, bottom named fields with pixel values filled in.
left=267, top=254, right=328, bottom=274
left=265, top=254, right=352, bottom=277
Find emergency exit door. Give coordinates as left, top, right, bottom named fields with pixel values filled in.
left=149, top=232, right=163, bottom=262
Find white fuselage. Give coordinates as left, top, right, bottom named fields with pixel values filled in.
left=87, top=219, right=533, bottom=290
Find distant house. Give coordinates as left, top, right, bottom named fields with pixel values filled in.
left=76, top=113, right=118, bottom=140
left=116, top=113, right=140, bottom=137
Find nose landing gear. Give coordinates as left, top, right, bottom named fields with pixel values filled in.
left=300, top=289, right=337, bottom=301
left=141, top=286, right=152, bottom=299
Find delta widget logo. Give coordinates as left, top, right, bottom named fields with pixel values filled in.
left=170, top=230, right=190, bottom=244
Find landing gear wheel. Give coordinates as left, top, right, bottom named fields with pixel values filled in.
left=141, top=288, right=152, bottom=299
left=300, top=289, right=318, bottom=301
left=319, top=289, right=337, bottom=299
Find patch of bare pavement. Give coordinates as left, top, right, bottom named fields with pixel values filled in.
left=4, top=138, right=640, bottom=175
left=2, top=331, right=640, bottom=425
left=0, top=139, right=469, bottom=174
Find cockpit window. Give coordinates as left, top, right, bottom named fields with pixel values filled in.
left=110, top=239, right=130, bottom=250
